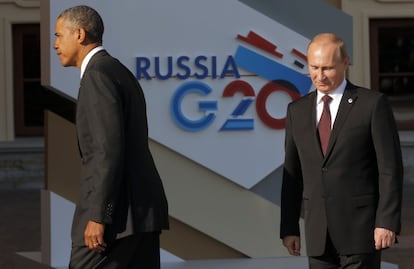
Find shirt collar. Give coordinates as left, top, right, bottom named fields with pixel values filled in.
left=317, top=79, right=347, bottom=104
left=80, top=46, right=104, bottom=79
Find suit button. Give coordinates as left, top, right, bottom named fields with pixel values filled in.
left=322, top=167, right=328, bottom=172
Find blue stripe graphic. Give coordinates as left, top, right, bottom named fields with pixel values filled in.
left=220, top=119, right=254, bottom=131
left=199, top=101, right=218, bottom=111
left=232, top=99, right=254, bottom=116
left=234, top=46, right=312, bottom=95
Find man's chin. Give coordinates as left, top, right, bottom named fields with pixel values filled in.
left=316, top=85, right=331, bottom=93
left=61, top=62, right=71, bottom=67
left=58, top=58, right=71, bottom=67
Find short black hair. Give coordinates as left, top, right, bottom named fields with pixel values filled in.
left=58, top=5, right=104, bottom=43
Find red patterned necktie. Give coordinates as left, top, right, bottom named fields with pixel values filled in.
left=318, top=95, right=332, bottom=156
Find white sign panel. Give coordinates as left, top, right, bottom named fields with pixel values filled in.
left=50, top=0, right=311, bottom=188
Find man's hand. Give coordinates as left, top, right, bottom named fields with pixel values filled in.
left=282, top=235, right=301, bottom=256
left=84, top=220, right=107, bottom=252
left=374, top=227, right=396, bottom=250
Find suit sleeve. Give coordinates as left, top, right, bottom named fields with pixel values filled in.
left=280, top=104, right=303, bottom=238
left=80, top=70, right=124, bottom=224
left=371, top=95, right=403, bottom=234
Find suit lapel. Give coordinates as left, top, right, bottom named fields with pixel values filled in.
left=325, top=83, right=358, bottom=158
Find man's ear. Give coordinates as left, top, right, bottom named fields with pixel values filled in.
left=343, top=55, right=350, bottom=68
left=77, top=28, right=87, bottom=44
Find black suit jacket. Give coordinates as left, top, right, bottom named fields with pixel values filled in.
left=72, top=50, right=169, bottom=246
left=280, top=81, right=403, bottom=256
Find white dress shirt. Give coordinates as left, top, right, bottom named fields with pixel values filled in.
left=316, top=79, right=347, bottom=128
left=80, top=46, right=104, bottom=79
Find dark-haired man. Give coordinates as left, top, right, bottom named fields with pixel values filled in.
left=54, top=5, right=169, bottom=269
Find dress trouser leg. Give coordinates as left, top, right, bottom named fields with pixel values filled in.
left=308, top=232, right=381, bottom=269
left=69, top=232, right=160, bottom=269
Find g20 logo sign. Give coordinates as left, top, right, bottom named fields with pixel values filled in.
left=136, top=53, right=306, bottom=133
left=170, top=79, right=301, bottom=132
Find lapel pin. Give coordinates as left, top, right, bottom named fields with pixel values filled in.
left=348, top=98, right=353, bottom=104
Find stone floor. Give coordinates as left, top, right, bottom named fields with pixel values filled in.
left=1, top=185, right=414, bottom=269
left=0, top=189, right=41, bottom=269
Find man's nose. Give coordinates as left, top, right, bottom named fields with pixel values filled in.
left=317, top=70, right=325, bottom=80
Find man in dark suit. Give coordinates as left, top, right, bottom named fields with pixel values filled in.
left=280, top=33, right=403, bottom=268
left=53, top=5, right=169, bottom=269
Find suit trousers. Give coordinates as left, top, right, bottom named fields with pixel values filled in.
left=69, top=232, right=160, bottom=269
left=308, top=232, right=381, bottom=269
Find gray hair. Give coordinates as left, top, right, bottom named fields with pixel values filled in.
left=58, top=5, right=104, bottom=43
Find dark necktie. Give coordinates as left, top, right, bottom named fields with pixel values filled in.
left=318, top=95, right=332, bottom=156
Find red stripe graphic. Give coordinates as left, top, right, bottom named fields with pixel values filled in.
left=237, top=31, right=283, bottom=59
left=291, top=48, right=307, bottom=62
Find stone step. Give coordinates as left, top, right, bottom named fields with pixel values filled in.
left=14, top=252, right=65, bottom=269
left=161, top=258, right=398, bottom=269
left=14, top=253, right=398, bottom=269
left=0, top=138, right=44, bottom=189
